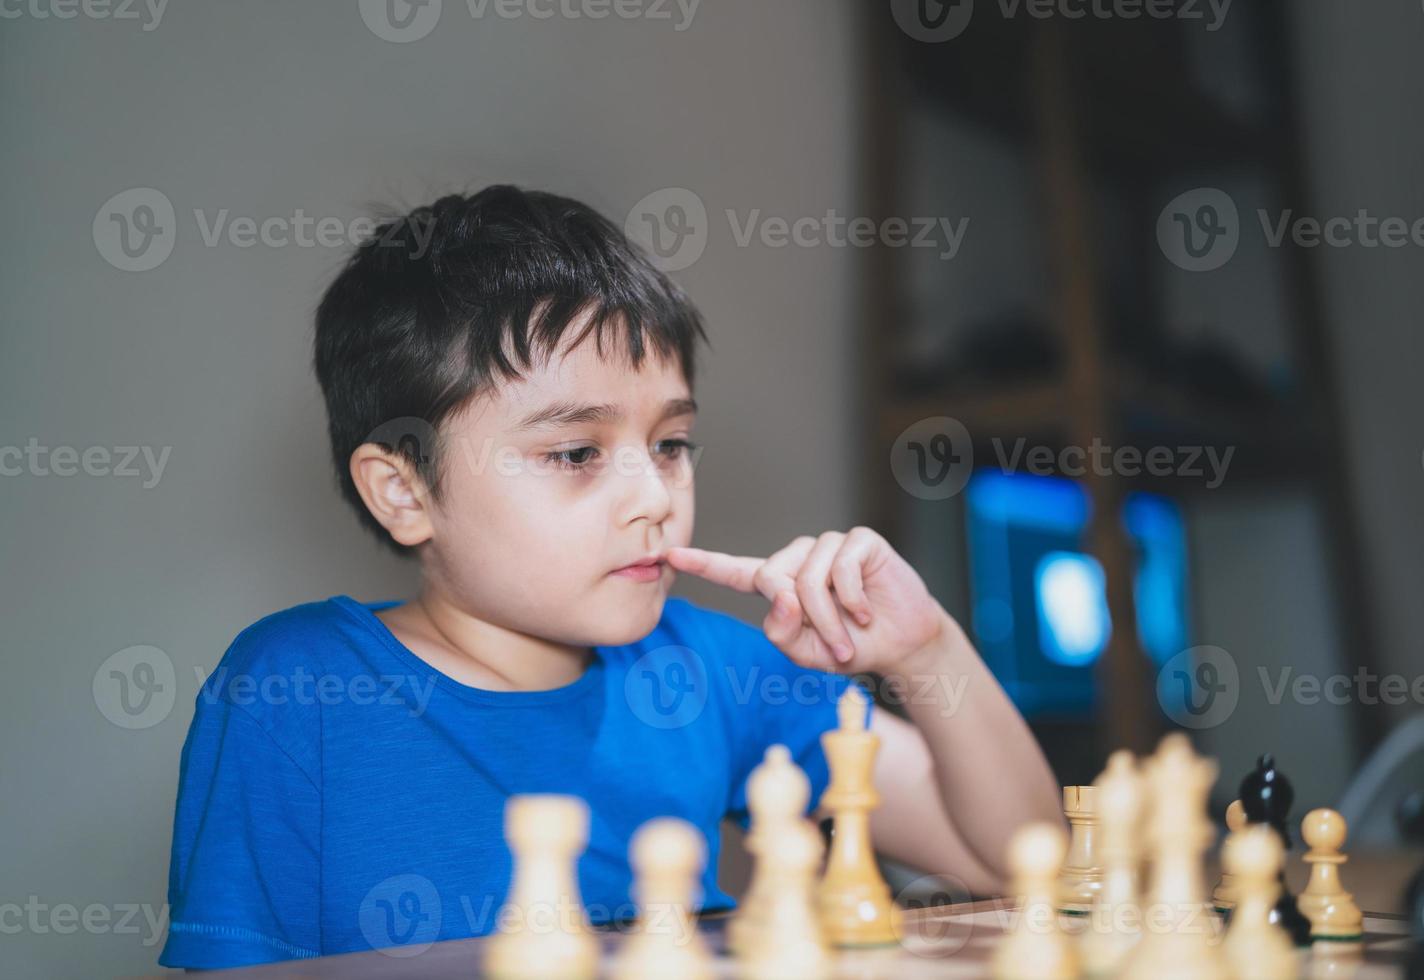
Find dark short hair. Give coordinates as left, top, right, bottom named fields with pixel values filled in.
left=313, top=185, right=710, bottom=557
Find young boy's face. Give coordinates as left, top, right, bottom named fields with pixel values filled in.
left=418, top=322, right=697, bottom=648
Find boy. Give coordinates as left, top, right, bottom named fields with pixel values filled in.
left=158, top=185, right=1059, bottom=969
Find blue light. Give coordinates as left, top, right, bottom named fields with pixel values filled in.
left=1034, top=552, right=1111, bottom=666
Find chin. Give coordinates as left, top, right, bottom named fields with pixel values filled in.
left=589, top=586, right=666, bottom=646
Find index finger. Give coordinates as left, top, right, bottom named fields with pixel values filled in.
left=665, top=546, right=765, bottom=594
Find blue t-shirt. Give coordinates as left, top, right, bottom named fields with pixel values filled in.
left=158, top=594, right=859, bottom=969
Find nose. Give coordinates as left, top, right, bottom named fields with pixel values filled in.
left=612, top=445, right=676, bottom=527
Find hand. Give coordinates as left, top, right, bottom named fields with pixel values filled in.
left=666, top=527, right=951, bottom=675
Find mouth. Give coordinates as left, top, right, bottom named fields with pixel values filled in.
left=610, top=556, right=668, bottom=581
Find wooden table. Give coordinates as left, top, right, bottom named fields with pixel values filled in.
left=128, top=902, right=1416, bottom=978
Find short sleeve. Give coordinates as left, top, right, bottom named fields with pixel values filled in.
left=158, top=697, right=322, bottom=969
left=715, top=616, right=870, bottom=831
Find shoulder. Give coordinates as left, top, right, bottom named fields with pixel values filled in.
left=206, top=596, right=353, bottom=690
left=190, top=597, right=362, bottom=775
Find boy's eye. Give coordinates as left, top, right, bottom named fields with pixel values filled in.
left=542, top=439, right=697, bottom=473
left=655, top=438, right=697, bottom=460
left=545, top=446, right=600, bottom=471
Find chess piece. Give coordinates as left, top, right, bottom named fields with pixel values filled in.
left=1297, top=808, right=1364, bottom=943
left=817, top=685, right=902, bottom=946
left=485, top=795, right=599, bottom=980
left=1221, top=824, right=1298, bottom=980
left=1405, top=863, right=1424, bottom=980
left=738, top=819, right=833, bottom=980
left=992, top=822, right=1079, bottom=980
left=1080, top=750, right=1143, bottom=976
left=611, top=818, right=715, bottom=980
left=1118, top=733, right=1229, bottom=980
left=1057, top=784, right=1102, bottom=915
left=728, top=745, right=812, bottom=955
left=1240, top=754, right=1313, bottom=946
left=1212, top=800, right=1247, bottom=913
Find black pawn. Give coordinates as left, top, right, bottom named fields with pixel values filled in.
left=1239, top=753, right=1313, bottom=946
left=1406, top=863, right=1424, bottom=979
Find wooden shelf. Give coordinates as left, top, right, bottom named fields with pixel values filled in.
left=858, top=0, right=1382, bottom=754
left=896, top=10, right=1271, bottom=178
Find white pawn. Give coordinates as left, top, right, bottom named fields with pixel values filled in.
left=612, top=818, right=715, bottom=980
left=1080, top=750, right=1143, bottom=976
left=1222, top=825, right=1298, bottom=980
left=1297, top=808, right=1364, bottom=943
left=1212, top=800, right=1248, bottom=913
left=728, top=745, right=811, bottom=955
left=992, top=822, right=1079, bottom=980
left=485, top=795, right=599, bottom=980
left=738, top=819, right=832, bottom=980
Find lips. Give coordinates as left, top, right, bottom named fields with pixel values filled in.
left=613, top=557, right=664, bottom=573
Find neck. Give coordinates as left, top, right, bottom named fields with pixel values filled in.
left=395, top=583, right=593, bottom=692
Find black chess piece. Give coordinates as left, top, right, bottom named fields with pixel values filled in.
left=1405, top=862, right=1424, bottom=979
left=1239, top=753, right=1313, bottom=946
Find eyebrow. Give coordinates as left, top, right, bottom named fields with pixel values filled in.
left=511, top=397, right=698, bottom=432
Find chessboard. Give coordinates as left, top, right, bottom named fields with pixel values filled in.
left=128, top=900, right=1417, bottom=978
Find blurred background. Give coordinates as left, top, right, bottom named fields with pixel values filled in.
left=2, top=1, right=1422, bottom=976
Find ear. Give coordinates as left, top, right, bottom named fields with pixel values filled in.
left=349, top=444, right=435, bottom=548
